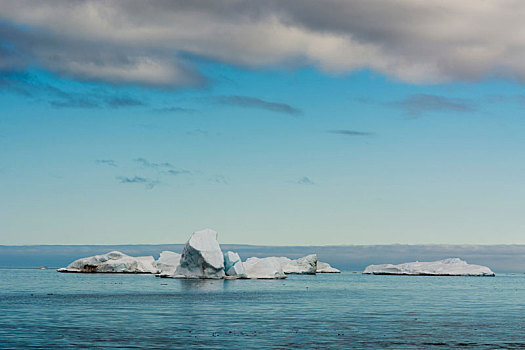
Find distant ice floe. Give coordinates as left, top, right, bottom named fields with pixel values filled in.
left=57, top=228, right=342, bottom=279
left=363, top=258, right=495, bottom=276
left=57, top=251, right=158, bottom=274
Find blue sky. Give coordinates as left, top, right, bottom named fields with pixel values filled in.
left=1, top=1, right=524, bottom=245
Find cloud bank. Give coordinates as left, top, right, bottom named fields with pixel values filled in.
left=2, top=1, right=525, bottom=87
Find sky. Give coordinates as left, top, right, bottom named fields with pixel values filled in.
left=1, top=0, right=524, bottom=245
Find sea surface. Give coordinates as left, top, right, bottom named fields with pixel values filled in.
left=0, top=269, right=523, bottom=349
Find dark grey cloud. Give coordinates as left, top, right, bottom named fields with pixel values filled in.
left=328, top=129, right=374, bottom=136
left=296, top=176, right=315, bottom=185
left=0, top=20, right=204, bottom=88
left=390, top=94, right=475, bottom=117
left=3, top=1, right=525, bottom=87
left=134, top=158, right=173, bottom=169
left=116, top=176, right=159, bottom=189
left=95, top=159, right=118, bottom=167
left=217, top=95, right=301, bottom=115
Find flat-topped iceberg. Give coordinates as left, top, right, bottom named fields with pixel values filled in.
left=57, top=251, right=158, bottom=274
left=243, top=257, right=286, bottom=279
left=316, top=261, right=341, bottom=273
left=363, top=258, right=495, bottom=276
left=223, top=251, right=247, bottom=278
left=278, top=254, right=318, bottom=274
left=173, top=228, right=226, bottom=279
left=156, top=251, right=181, bottom=276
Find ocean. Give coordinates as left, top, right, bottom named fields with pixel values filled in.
left=0, top=269, right=523, bottom=349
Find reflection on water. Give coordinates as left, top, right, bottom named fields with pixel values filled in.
left=0, top=269, right=524, bottom=349
left=177, top=278, right=226, bottom=292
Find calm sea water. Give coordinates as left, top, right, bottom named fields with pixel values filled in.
left=0, top=269, right=523, bottom=349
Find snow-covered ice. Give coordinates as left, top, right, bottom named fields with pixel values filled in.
left=173, top=228, right=226, bottom=279
left=223, top=251, right=247, bottom=278
left=156, top=251, right=181, bottom=276
left=57, top=251, right=158, bottom=274
left=363, top=258, right=495, bottom=276
left=316, top=261, right=341, bottom=273
left=278, top=254, right=318, bottom=274
left=55, top=228, right=343, bottom=279
left=243, top=257, right=287, bottom=279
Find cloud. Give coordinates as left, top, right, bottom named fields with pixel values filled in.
left=116, top=176, right=159, bottom=189
left=165, top=169, right=191, bottom=176
left=50, top=97, right=100, bottom=109
left=328, top=129, right=374, bottom=136
left=3, top=1, right=525, bottom=87
left=296, top=176, right=315, bottom=185
left=130, top=157, right=192, bottom=181
left=106, top=97, right=145, bottom=108
left=154, top=106, right=195, bottom=113
left=0, top=73, right=34, bottom=96
left=95, top=159, right=118, bottom=167
left=217, top=95, right=301, bottom=115
left=1, top=72, right=147, bottom=109
left=390, top=94, right=475, bottom=116
left=133, top=158, right=173, bottom=169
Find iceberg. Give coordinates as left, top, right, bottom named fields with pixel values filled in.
left=316, top=261, right=341, bottom=273
left=156, top=251, right=181, bottom=276
left=57, top=251, right=158, bottom=274
left=173, top=228, right=226, bottom=279
left=243, top=257, right=286, bottom=279
left=278, top=254, right=318, bottom=274
left=55, top=227, right=341, bottom=280
left=223, top=251, right=247, bottom=278
left=363, top=258, right=495, bottom=276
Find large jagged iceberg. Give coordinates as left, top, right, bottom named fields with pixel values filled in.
left=363, top=258, right=495, bottom=276
left=56, top=228, right=341, bottom=279
left=156, top=251, right=181, bottom=276
left=243, top=257, right=287, bottom=279
left=57, top=251, right=158, bottom=274
left=173, top=228, right=226, bottom=279
left=223, top=251, right=247, bottom=278
left=278, top=254, right=318, bottom=274
left=316, top=261, right=341, bottom=273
